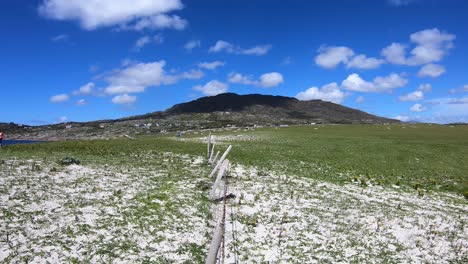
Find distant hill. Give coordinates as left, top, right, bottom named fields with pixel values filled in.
left=164, top=93, right=397, bottom=124
left=3, top=93, right=399, bottom=140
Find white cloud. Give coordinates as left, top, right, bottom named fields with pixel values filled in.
left=76, top=99, right=87, bottom=105
left=104, top=60, right=203, bottom=95
left=57, top=116, right=68, bottom=123
left=315, top=46, right=354, bottom=69
left=52, top=34, right=69, bottom=42
left=112, top=94, right=136, bottom=104
left=355, top=96, right=365, bottom=104
left=417, top=83, right=432, bottom=92
left=410, top=103, right=426, bottom=112
left=50, top=93, right=69, bottom=103
left=259, top=72, right=284, bottom=88
left=209, top=40, right=234, bottom=53
left=399, top=83, right=431, bottom=101
left=417, top=63, right=446, bottom=78
left=381, top=43, right=407, bottom=65
left=341, top=73, right=408, bottom=93
left=198, top=61, right=225, bottom=70
left=193, top=80, right=228, bottom=96
left=395, top=115, right=410, bottom=122
left=179, top=69, right=204, bottom=80
left=382, top=28, right=455, bottom=66
left=423, top=96, right=468, bottom=123
left=449, top=84, right=468, bottom=94
left=38, top=0, right=185, bottom=30
left=208, top=40, right=271, bottom=56
left=346, top=54, right=385, bottom=69
left=134, top=34, right=164, bottom=50
left=296, top=83, right=347, bottom=104
left=238, top=45, right=272, bottom=56
left=184, top=40, right=200, bottom=51
left=399, top=90, right=424, bottom=101
left=73, top=82, right=95, bottom=96
left=228, top=72, right=284, bottom=88
left=130, top=14, right=187, bottom=31
left=228, top=73, right=257, bottom=86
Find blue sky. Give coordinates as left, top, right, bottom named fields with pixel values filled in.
left=1, top=0, right=468, bottom=125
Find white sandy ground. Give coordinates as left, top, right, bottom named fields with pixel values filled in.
left=0, top=154, right=211, bottom=263
left=1, top=155, right=467, bottom=263
left=217, top=164, right=468, bottom=263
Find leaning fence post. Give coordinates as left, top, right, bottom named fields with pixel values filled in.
left=210, top=159, right=229, bottom=199
left=207, top=133, right=212, bottom=159
left=209, top=145, right=232, bottom=178
left=209, top=143, right=216, bottom=163
left=205, top=221, right=224, bottom=264
left=211, top=151, right=220, bottom=165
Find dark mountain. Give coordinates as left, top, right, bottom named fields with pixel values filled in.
left=167, top=93, right=296, bottom=113
left=4, top=93, right=398, bottom=140
left=165, top=93, right=397, bottom=124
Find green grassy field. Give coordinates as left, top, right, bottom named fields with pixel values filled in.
left=3, top=123, right=467, bottom=195
left=1, top=123, right=467, bottom=262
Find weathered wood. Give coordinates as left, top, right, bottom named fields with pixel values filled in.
left=209, top=143, right=216, bottom=162
left=207, top=133, right=211, bottom=159
left=210, top=159, right=229, bottom=199
left=211, top=151, right=220, bottom=165
left=209, top=145, right=232, bottom=178
left=205, top=221, right=224, bottom=264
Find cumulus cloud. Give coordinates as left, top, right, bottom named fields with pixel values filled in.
left=228, top=73, right=257, bottom=86
left=346, top=55, right=385, bottom=70
left=193, top=80, right=228, bottom=96
left=399, top=83, right=431, bottom=102
left=38, top=0, right=186, bottom=31
left=50, top=93, right=69, bottom=103
left=381, top=43, right=407, bottom=65
left=198, top=61, right=225, bottom=70
left=341, top=73, right=408, bottom=93
left=112, top=94, right=136, bottom=104
left=315, top=46, right=383, bottom=69
left=184, top=40, right=200, bottom=51
left=73, top=82, right=95, bottom=96
left=399, top=90, right=424, bottom=101
left=382, top=28, right=455, bottom=66
left=259, top=72, right=284, bottom=88
left=104, top=60, right=203, bottom=95
left=296, top=82, right=347, bottom=103
left=395, top=115, right=410, bottom=122
left=208, top=40, right=271, bottom=56
left=315, top=46, right=354, bottom=69
left=417, top=63, right=446, bottom=78
left=228, top=72, right=284, bottom=88
left=134, top=34, right=164, bottom=51
left=410, top=103, right=427, bottom=112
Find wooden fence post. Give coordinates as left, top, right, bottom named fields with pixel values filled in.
left=209, top=143, right=216, bottom=162
left=209, top=145, right=232, bottom=178
left=211, top=151, right=220, bottom=165
left=207, top=133, right=212, bottom=159
left=205, top=221, right=224, bottom=264
left=210, top=159, right=229, bottom=199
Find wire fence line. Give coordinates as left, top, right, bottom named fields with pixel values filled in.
left=205, top=134, right=239, bottom=264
